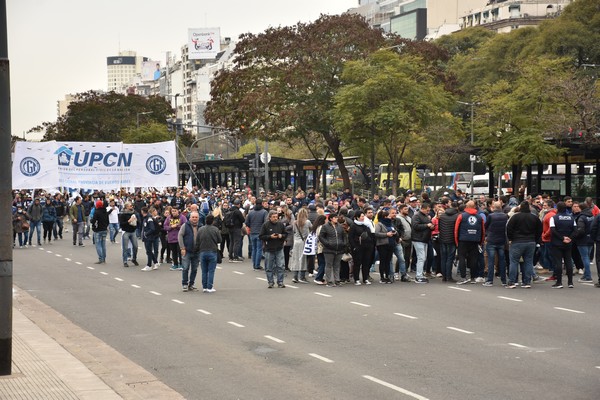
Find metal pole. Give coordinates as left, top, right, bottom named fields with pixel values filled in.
left=470, top=102, right=474, bottom=198
left=254, top=138, right=260, bottom=195
left=264, top=140, right=269, bottom=192
left=0, top=0, right=13, bottom=376
left=370, top=129, right=376, bottom=198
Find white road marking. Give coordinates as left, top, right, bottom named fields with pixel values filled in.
left=498, top=296, right=523, bottom=302
left=131, top=284, right=141, bottom=288
left=46, top=250, right=52, bottom=253
left=216, top=266, right=222, bottom=270
left=256, top=277, right=268, bottom=282
left=100, top=272, right=108, bottom=275
left=233, top=271, right=245, bottom=275
left=581, top=283, right=594, bottom=286
left=308, top=353, right=334, bottom=363
left=596, top=366, right=600, bottom=370
left=394, top=313, right=418, bottom=320
left=363, top=375, right=429, bottom=400
left=314, top=292, right=332, bottom=298
left=55, top=254, right=62, bottom=257
left=149, top=291, right=162, bottom=296
left=447, top=326, right=474, bottom=335
left=228, top=321, right=245, bottom=328
left=197, top=309, right=212, bottom=315
left=264, top=335, right=285, bottom=344
left=87, top=267, right=95, bottom=270
left=350, top=301, right=371, bottom=308
left=172, top=299, right=184, bottom=304
left=286, top=285, right=298, bottom=289
left=75, top=262, right=82, bottom=265
left=448, top=286, right=471, bottom=292
left=554, top=307, right=585, bottom=314
left=65, top=258, right=71, bottom=261
left=508, top=343, right=528, bottom=349
left=114, top=277, right=123, bottom=282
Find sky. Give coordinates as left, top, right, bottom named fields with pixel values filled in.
left=6, top=0, right=358, bottom=140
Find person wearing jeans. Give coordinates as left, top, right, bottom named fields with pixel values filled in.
left=454, top=201, right=485, bottom=285
left=27, top=198, right=43, bottom=246
left=69, top=197, right=85, bottom=246
left=484, top=202, right=508, bottom=286
left=506, top=201, right=542, bottom=288
left=438, top=203, right=459, bottom=282
left=195, top=214, right=221, bottom=292
left=411, top=203, right=434, bottom=283
left=245, top=200, right=268, bottom=269
left=179, top=211, right=201, bottom=291
left=91, top=200, right=109, bottom=264
left=574, top=202, right=594, bottom=282
left=260, top=210, right=288, bottom=288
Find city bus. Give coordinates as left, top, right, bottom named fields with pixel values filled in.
left=422, top=171, right=473, bottom=192
left=378, top=163, right=424, bottom=192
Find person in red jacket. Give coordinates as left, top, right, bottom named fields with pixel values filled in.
left=541, top=200, right=557, bottom=280
left=454, top=201, right=485, bottom=285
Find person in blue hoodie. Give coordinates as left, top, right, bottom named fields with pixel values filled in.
left=41, top=198, right=57, bottom=245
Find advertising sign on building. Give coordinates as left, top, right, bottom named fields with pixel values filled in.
left=188, top=28, right=220, bottom=60
left=141, top=60, right=162, bottom=81
left=13, top=141, right=178, bottom=190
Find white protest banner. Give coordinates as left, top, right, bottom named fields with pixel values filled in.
left=12, top=141, right=60, bottom=189
left=13, top=140, right=178, bottom=190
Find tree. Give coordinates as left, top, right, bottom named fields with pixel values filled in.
left=333, top=50, right=462, bottom=196
left=205, top=14, right=386, bottom=189
left=30, top=91, right=173, bottom=142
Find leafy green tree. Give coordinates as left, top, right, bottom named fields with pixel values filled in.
left=435, top=27, right=495, bottom=58
left=333, top=50, right=461, bottom=196
left=122, top=122, right=175, bottom=144
left=205, top=14, right=386, bottom=189
left=30, top=91, right=173, bottom=142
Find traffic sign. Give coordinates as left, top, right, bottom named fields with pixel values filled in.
left=260, top=152, right=271, bottom=164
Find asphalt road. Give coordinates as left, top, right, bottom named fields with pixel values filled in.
left=13, top=236, right=600, bottom=400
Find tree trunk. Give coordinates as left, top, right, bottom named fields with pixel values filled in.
left=322, top=132, right=351, bottom=191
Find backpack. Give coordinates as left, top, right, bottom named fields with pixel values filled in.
left=223, top=210, right=235, bottom=228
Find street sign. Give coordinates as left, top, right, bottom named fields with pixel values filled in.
left=260, top=152, right=271, bottom=164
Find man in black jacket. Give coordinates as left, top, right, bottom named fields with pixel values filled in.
left=259, top=210, right=287, bottom=288
left=590, top=212, right=600, bottom=288
left=549, top=201, right=576, bottom=289
left=483, top=201, right=508, bottom=286
left=118, top=202, right=139, bottom=267
left=506, top=201, right=542, bottom=288
left=229, top=199, right=246, bottom=262
left=412, top=203, right=434, bottom=284
left=91, top=200, right=109, bottom=264
left=438, top=202, right=459, bottom=282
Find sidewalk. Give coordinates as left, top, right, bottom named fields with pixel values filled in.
left=0, top=288, right=184, bottom=400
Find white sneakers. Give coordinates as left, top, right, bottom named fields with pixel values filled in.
left=141, top=266, right=152, bottom=271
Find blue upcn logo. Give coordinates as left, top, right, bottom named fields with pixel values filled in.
left=55, top=145, right=74, bottom=166
left=146, top=155, right=167, bottom=175
left=20, top=157, right=41, bottom=177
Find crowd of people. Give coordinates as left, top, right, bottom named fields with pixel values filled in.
left=12, top=184, right=600, bottom=292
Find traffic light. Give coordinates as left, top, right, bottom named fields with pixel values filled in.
left=248, top=157, right=255, bottom=171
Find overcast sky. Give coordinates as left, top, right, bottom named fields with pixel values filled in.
left=6, top=0, right=357, bottom=140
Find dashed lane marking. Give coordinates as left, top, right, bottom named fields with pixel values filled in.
left=55, top=254, right=62, bottom=257
left=228, top=321, right=245, bottom=328
left=264, top=335, right=285, bottom=344
left=75, top=262, right=82, bottom=265
left=287, top=285, right=298, bottom=289
left=448, top=286, right=471, bottom=292
left=256, top=277, right=268, bottom=282
left=447, top=326, right=474, bottom=335
left=394, top=312, right=418, bottom=320
left=100, top=272, right=108, bottom=275
left=508, top=343, right=527, bottom=349
left=554, top=307, right=585, bottom=314
left=497, top=296, right=523, bottom=302
left=233, top=271, right=245, bottom=275
left=65, top=258, right=71, bottom=261
left=216, top=266, right=222, bottom=270
left=87, top=267, right=95, bottom=270
left=363, top=375, right=429, bottom=400
left=172, top=299, right=184, bottom=304
left=131, top=284, right=141, bottom=288
left=314, top=292, right=332, bottom=298
left=149, top=291, right=162, bottom=296
left=308, top=353, right=334, bottom=363
left=46, top=250, right=52, bottom=253
left=114, top=277, right=123, bottom=282
left=350, top=301, right=371, bottom=308
left=197, top=309, right=212, bottom=315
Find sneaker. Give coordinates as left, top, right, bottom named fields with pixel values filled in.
left=436, top=273, right=443, bottom=278
left=182, top=285, right=188, bottom=292
left=551, top=283, right=563, bottom=289
left=394, top=273, right=400, bottom=280
left=545, top=276, right=556, bottom=281
left=474, top=277, right=485, bottom=283
left=457, top=278, right=470, bottom=285
left=189, top=285, right=199, bottom=291
left=354, top=280, right=362, bottom=286
left=152, top=263, right=159, bottom=270
left=278, top=283, right=286, bottom=288
left=123, top=262, right=129, bottom=267
left=291, top=278, right=299, bottom=283
left=231, top=258, right=242, bottom=263
left=594, top=282, right=600, bottom=288
left=578, top=277, right=593, bottom=282
left=313, top=279, right=325, bottom=285
left=207, top=288, right=216, bottom=293
left=203, top=289, right=209, bottom=293
left=482, top=281, right=493, bottom=287
left=522, top=284, right=531, bottom=289
left=169, top=265, right=178, bottom=271
left=141, top=266, right=152, bottom=271
left=400, top=275, right=412, bottom=282
left=532, top=275, right=542, bottom=282
left=268, top=283, right=274, bottom=288
left=577, top=268, right=584, bottom=275
left=415, top=277, right=429, bottom=284
left=132, top=259, right=139, bottom=266
left=506, top=282, right=517, bottom=289
left=94, top=260, right=104, bottom=264
left=364, top=280, right=372, bottom=285
left=568, top=283, right=574, bottom=288
left=176, top=266, right=184, bottom=271
left=298, top=279, right=309, bottom=284
left=79, top=243, right=85, bottom=247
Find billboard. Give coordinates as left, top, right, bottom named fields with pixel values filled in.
left=13, top=141, right=178, bottom=190
left=142, top=60, right=162, bottom=81
left=188, top=28, right=220, bottom=60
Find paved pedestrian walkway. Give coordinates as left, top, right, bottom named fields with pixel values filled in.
left=0, top=288, right=184, bottom=400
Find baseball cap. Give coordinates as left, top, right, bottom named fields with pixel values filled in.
left=409, top=196, right=418, bottom=202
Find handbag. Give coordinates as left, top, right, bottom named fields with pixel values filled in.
left=21, top=221, right=30, bottom=230
left=303, top=232, right=317, bottom=255
left=341, top=252, right=353, bottom=262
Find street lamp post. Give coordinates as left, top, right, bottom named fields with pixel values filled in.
left=458, top=101, right=476, bottom=197
left=136, top=111, right=153, bottom=129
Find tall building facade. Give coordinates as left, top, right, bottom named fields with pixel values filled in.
left=106, top=50, right=147, bottom=92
